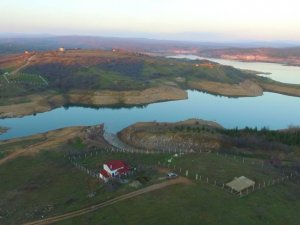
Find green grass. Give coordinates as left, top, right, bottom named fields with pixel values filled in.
left=0, top=149, right=167, bottom=224
left=169, top=153, right=283, bottom=185
left=0, top=137, right=45, bottom=153
left=0, top=139, right=298, bottom=225
left=63, top=152, right=300, bottom=225
left=76, top=151, right=171, bottom=171
left=55, top=179, right=300, bottom=225
left=8, top=73, right=47, bottom=85
left=0, top=75, right=7, bottom=84
left=0, top=151, right=5, bottom=159
left=19, top=51, right=256, bottom=93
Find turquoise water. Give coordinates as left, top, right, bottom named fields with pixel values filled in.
left=1, top=91, right=300, bottom=140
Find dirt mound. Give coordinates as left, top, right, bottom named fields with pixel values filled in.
left=118, top=119, right=223, bottom=153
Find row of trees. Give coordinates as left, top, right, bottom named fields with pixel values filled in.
left=221, top=127, right=300, bottom=146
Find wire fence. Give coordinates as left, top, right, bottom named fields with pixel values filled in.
left=66, top=134, right=300, bottom=197
left=158, top=161, right=300, bottom=198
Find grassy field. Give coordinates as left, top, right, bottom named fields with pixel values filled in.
left=57, top=151, right=300, bottom=225
left=75, top=151, right=284, bottom=187
left=0, top=132, right=299, bottom=225
left=54, top=179, right=300, bottom=225
left=7, top=73, right=48, bottom=86
left=0, top=146, right=168, bottom=225
left=166, top=153, right=284, bottom=185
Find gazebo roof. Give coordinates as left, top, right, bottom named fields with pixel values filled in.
left=226, top=176, right=255, bottom=192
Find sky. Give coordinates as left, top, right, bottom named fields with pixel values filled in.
left=0, top=0, right=300, bottom=42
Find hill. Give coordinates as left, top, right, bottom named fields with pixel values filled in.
left=1, top=49, right=300, bottom=118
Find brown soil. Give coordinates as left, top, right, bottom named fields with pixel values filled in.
left=118, top=119, right=223, bottom=153
left=260, top=83, right=300, bottom=97
left=10, top=55, right=36, bottom=75
left=219, top=54, right=300, bottom=67
left=127, top=119, right=223, bottom=130
left=0, top=86, right=187, bottom=118
left=188, top=79, right=300, bottom=97
left=0, top=127, right=86, bottom=165
left=0, top=53, right=33, bottom=70
left=188, top=79, right=263, bottom=97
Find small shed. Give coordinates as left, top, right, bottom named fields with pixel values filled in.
left=226, top=176, right=255, bottom=192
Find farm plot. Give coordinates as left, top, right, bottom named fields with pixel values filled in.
left=6, top=73, right=48, bottom=86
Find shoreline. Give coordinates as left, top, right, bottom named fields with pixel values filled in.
left=1, top=80, right=300, bottom=119
left=0, top=86, right=187, bottom=119
left=194, top=54, right=300, bottom=67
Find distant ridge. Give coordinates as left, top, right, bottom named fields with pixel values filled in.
left=0, top=34, right=300, bottom=54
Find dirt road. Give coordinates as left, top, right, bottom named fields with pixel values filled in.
left=0, top=127, right=84, bottom=166
left=22, top=177, right=191, bottom=225
left=11, top=55, right=36, bottom=75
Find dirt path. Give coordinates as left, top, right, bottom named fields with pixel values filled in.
left=104, top=132, right=141, bottom=152
left=22, top=177, right=190, bottom=225
left=11, top=55, right=36, bottom=75
left=0, top=127, right=84, bottom=166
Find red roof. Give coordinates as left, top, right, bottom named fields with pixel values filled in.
left=99, top=169, right=110, bottom=178
left=104, top=160, right=130, bottom=173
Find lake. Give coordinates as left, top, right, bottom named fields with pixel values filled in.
left=1, top=56, right=300, bottom=140
left=170, top=55, right=300, bottom=84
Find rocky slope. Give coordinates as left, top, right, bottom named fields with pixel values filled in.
left=118, top=119, right=224, bottom=153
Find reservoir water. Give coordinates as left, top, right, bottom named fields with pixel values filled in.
left=171, top=55, right=300, bottom=84
left=1, top=56, right=300, bottom=140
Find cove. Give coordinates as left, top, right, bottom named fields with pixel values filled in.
left=1, top=90, right=300, bottom=140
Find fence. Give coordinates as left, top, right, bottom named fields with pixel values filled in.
left=158, top=161, right=300, bottom=198
left=66, top=137, right=299, bottom=197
